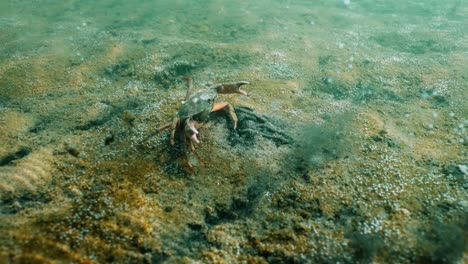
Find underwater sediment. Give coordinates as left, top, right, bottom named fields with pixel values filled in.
left=0, top=0, right=466, bottom=263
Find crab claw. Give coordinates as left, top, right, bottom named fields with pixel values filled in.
left=236, top=81, right=249, bottom=96
left=216, top=81, right=249, bottom=96
left=190, top=133, right=200, bottom=144
left=189, top=126, right=199, bottom=144
left=185, top=119, right=200, bottom=144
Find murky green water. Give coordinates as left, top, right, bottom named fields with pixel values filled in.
left=0, top=0, right=466, bottom=263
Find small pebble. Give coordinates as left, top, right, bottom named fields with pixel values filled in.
left=105, top=132, right=115, bottom=145
left=399, top=208, right=411, bottom=217
left=64, top=143, right=80, bottom=157
left=127, top=85, right=139, bottom=95
left=457, top=165, right=468, bottom=176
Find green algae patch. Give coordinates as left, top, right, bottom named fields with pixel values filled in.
left=371, top=32, right=457, bottom=55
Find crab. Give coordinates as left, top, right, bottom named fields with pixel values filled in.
left=143, top=76, right=249, bottom=169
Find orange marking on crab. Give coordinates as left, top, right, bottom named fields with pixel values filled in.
left=211, top=102, right=229, bottom=112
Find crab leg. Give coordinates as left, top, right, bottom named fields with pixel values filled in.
left=192, top=150, right=204, bottom=167
left=182, top=138, right=204, bottom=169
left=188, top=141, right=204, bottom=166
left=184, top=154, right=193, bottom=170
left=180, top=76, right=194, bottom=101
left=170, top=116, right=179, bottom=145
left=141, top=122, right=172, bottom=143
left=211, top=102, right=238, bottom=129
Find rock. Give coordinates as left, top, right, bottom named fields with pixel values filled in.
left=456, top=165, right=467, bottom=176
left=399, top=208, right=411, bottom=217
left=444, top=164, right=467, bottom=183
left=64, top=143, right=80, bottom=157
